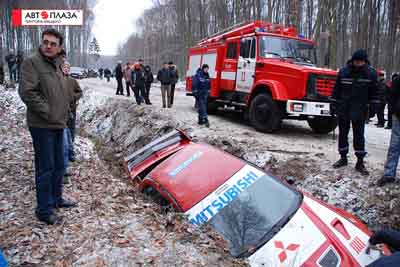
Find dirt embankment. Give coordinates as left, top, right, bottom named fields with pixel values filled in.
left=0, top=86, right=248, bottom=267
left=78, top=79, right=400, bottom=232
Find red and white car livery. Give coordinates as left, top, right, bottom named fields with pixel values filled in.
left=124, top=130, right=387, bottom=266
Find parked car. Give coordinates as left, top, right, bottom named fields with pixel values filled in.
left=70, top=67, right=86, bottom=79
left=87, top=68, right=99, bottom=78
left=124, top=129, right=389, bottom=267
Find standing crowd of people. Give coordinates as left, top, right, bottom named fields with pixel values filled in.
left=110, top=59, right=179, bottom=108
left=0, top=49, right=24, bottom=85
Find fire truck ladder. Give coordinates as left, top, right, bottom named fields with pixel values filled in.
left=198, top=21, right=298, bottom=45
left=198, top=21, right=250, bottom=44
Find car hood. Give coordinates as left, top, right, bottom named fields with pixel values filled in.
left=249, top=196, right=381, bottom=267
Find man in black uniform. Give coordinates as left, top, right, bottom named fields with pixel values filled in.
left=114, top=61, right=124, bottom=95
left=331, top=49, right=379, bottom=175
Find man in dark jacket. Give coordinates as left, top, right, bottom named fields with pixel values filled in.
left=367, top=229, right=400, bottom=267
left=104, top=68, right=111, bottom=82
left=98, top=67, right=104, bottom=79
left=16, top=50, right=24, bottom=82
left=62, top=61, right=83, bottom=162
left=157, top=62, right=172, bottom=108
left=132, top=63, right=147, bottom=105
left=144, top=65, right=153, bottom=105
left=377, top=75, right=400, bottom=186
left=5, top=49, right=17, bottom=82
left=18, top=29, right=77, bottom=225
left=168, top=61, right=179, bottom=107
left=115, top=61, right=124, bottom=95
left=192, top=64, right=211, bottom=127
left=61, top=61, right=83, bottom=184
left=331, top=49, right=379, bottom=175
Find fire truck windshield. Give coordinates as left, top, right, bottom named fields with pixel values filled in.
left=260, top=36, right=316, bottom=65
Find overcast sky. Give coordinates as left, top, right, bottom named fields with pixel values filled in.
left=92, top=0, right=153, bottom=56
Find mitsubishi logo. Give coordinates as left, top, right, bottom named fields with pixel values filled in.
left=274, top=241, right=300, bottom=263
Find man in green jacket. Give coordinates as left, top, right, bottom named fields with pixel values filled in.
left=18, top=29, right=77, bottom=225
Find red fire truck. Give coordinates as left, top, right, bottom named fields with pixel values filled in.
left=185, top=21, right=338, bottom=134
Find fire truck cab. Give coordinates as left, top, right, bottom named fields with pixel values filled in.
left=185, top=21, right=338, bottom=134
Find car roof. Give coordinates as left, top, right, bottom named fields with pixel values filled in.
left=148, top=143, right=246, bottom=211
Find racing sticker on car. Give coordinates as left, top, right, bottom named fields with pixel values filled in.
left=274, top=241, right=300, bottom=263
left=185, top=164, right=264, bottom=227
left=350, top=236, right=366, bottom=254
left=168, top=151, right=203, bottom=177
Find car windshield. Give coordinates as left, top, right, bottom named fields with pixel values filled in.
left=259, top=36, right=316, bottom=64
left=208, top=174, right=302, bottom=258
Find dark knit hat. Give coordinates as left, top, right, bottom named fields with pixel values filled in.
left=351, top=49, right=368, bottom=62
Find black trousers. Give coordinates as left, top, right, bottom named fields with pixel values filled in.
left=67, top=110, right=76, bottom=142
left=388, top=103, right=393, bottom=127
left=125, top=81, right=131, bottom=96
left=0, top=65, right=4, bottom=84
left=133, top=86, right=146, bottom=104
left=170, top=83, right=176, bottom=105
left=338, top=117, right=366, bottom=158
left=67, top=110, right=76, bottom=157
left=145, top=83, right=151, bottom=104
left=116, top=78, right=124, bottom=95
left=377, top=102, right=386, bottom=125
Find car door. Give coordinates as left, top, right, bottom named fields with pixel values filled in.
left=236, top=37, right=256, bottom=93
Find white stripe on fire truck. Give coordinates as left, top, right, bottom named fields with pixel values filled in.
left=221, top=71, right=236, bottom=81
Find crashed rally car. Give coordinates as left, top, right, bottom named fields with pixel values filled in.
left=124, top=130, right=388, bottom=266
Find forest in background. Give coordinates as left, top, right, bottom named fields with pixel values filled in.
left=118, top=0, right=400, bottom=77
left=0, top=0, right=97, bottom=67
left=1, top=0, right=399, bottom=75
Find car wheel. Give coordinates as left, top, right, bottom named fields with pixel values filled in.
left=249, top=93, right=282, bottom=133
left=307, top=117, right=338, bottom=134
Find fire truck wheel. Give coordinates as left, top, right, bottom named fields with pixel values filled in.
left=307, top=117, right=338, bottom=134
left=249, top=94, right=282, bottom=133
left=207, top=100, right=219, bottom=114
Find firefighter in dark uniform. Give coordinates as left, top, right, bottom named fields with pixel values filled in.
left=331, top=49, right=379, bottom=175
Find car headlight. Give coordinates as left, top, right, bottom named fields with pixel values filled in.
left=318, top=247, right=340, bottom=267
